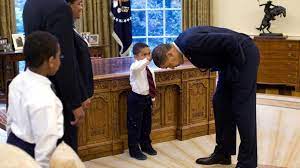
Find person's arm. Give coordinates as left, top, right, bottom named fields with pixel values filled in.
left=6, top=82, right=19, bottom=137
left=151, top=70, right=156, bottom=102
left=6, top=116, right=11, bottom=137
left=78, top=74, right=89, bottom=106
left=45, top=4, right=83, bottom=111
left=30, top=102, right=63, bottom=168
left=130, top=58, right=150, bottom=72
left=6, top=85, right=14, bottom=137
left=74, top=33, right=93, bottom=109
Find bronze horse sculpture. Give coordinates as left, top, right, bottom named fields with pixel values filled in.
left=257, top=1, right=286, bottom=34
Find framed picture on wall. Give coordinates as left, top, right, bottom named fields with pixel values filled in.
left=88, top=34, right=99, bottom=46
left=0, top=38, right=8, bottom=52
left=12, top=34, right=25, bottom=51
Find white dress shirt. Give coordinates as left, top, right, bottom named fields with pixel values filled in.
left=130, top=58, right=156, bottom=96
left=6, top=69, right=63, bottom=168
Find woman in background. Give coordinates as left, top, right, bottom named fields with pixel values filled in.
left=67, top=0, right=94, bottom=105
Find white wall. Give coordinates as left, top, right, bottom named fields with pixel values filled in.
left=211, top=0, right=300, bottom=36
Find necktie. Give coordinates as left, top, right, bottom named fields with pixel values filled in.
left=146, top=66, right=156, bottom=98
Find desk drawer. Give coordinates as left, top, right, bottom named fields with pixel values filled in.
left=259, top=60, right=298, bottom=71
left=255, top=40, right=299, bottom=51
left=260, top=51, right=299, bottom=61
left=258, top=71, right=298, bottom=85
left=258, top=62, right=298, bottom=85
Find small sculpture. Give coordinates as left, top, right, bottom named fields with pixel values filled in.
left=256, top=0, right=286, bottom=35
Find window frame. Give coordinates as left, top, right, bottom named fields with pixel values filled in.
left=131, top=0, right=182, bottom=46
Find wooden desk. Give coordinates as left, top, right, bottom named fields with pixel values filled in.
left=0, top=51, right=23, bottom=98
left=79, top=57, right=216, bottom=160
left=254, top=37, right=300, bottom=91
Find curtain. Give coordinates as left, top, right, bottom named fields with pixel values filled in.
left=0, top=0, right=16, bottom=94
left=0, top=0, right=16, bottom=41
left=77, top=0, right=118, bottom=58
left=182, top=0, right=210, bottom=30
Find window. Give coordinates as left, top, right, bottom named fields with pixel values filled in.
left=15, top=0, right=25, bottom=33
left=15, top=0, right=26, bottom=72
left=131, top=0, right=182, bottom=50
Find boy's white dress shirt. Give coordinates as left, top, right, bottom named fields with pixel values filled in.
left=6, top=69, right=63, bottom=168
left=129, top=58, right=156, bottom=96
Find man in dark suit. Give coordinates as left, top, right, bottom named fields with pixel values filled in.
left=152, top=26, right=260, bottom=168
left=23, top=0, right=90, bottom=151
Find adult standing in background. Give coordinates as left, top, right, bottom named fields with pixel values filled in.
left=23, top=0, right=90, bottom=152
left=67, top=0, right=94, bottom=105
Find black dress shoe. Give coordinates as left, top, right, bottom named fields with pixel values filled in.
left=195, top=152, right=231, bottom=165
left=141, top=143, right=157, bottom=155
left=129, top=146, right=147, bottom=160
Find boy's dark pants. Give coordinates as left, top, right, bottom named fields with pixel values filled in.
left=127, top=91, right=152, bottom=148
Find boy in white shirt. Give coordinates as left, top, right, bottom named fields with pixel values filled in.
left=127, top=43, right=157, bottom=160
left=6, top=31, right=64, bottom=168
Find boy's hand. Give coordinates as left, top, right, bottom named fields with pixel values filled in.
left=71, top=107, right=85, bottom=126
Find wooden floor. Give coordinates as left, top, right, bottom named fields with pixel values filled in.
left=84, top=94, right=300, bottom=168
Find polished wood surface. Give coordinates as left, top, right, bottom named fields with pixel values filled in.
left=84, top=93, right=300, bottom=168
left=78, top=57, right=217, bottom=161
left=254, top=37, right=300, bottom=91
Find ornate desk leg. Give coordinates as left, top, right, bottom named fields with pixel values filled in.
left=208, top=77, right=216, bottom=134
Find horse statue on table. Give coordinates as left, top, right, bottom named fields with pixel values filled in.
left=256, top=1, right=286, bottom=34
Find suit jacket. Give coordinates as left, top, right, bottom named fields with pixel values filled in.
left=23, top=0, right=84, bottom=111
left=174, top=26, right=250, bottom=70
left=74, top=30, right=94, bottom=99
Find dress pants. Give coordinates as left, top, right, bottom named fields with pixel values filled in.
left=60, top=109, right=78, bottom=152
left=213, top=38, right=259, bottom=168
left=127, top=91, right=152, bottom=147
